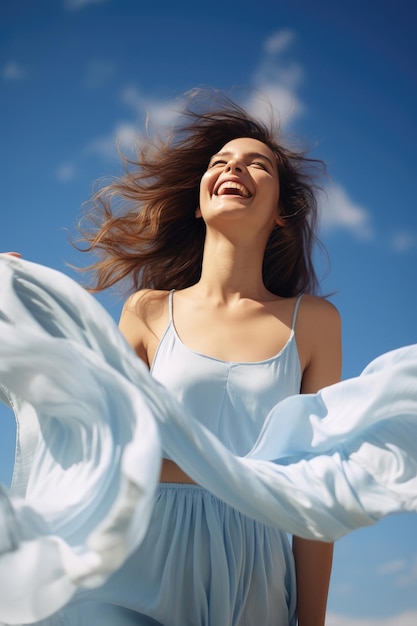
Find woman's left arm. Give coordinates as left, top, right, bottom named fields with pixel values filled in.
left=293, top=297, right=342, bottom=626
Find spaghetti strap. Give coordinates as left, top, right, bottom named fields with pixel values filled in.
left=291, top=294, right=303, bottom=331
left=168, top=289, right=175, bottom=322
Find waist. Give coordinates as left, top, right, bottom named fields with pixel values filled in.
left=159, top=458, right=196, bottom=484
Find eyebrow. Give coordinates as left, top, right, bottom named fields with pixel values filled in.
left=210, top=151, right=275, bottom=169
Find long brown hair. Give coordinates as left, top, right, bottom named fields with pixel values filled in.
left=77, top=90, right=325, bottom=296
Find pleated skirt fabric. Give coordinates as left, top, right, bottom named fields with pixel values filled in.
left=52, top=484, right=296, bottom=626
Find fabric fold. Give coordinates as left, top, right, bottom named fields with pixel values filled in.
left=0, top=255, right=416, bottom=624
left=0, top=256, right=161, bottom=623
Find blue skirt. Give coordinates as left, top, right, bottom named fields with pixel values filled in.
left=0, top=255, right=416, bottom=625
left=53, top=484, right=296, bottom=626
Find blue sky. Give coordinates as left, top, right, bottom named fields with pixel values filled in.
left=1, top=0, right=416, bottom=623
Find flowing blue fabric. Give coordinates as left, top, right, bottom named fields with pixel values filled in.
left=0, top=254, right=416, bottom=624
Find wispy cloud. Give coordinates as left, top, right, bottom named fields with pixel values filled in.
left=84, top=122, right=140, bottom=161
left=318, top=182, right=374, bottom=240
left=2, top=61, right=26, bottom=81
left=326, top=610, right=417, bottom=626
left=245, top=29, right=304, bottom=127
left=121, top=86, right=181, bottom=129
left=63, top=0, right=108, bottom=10
left=264, top=30, right=295, bottom=55
left=79, top=87, right=181, bottom=163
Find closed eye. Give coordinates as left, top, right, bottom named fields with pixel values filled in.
left=251, top=161, right=269, bottom=171
left=209, top=159, right=227, bottom=168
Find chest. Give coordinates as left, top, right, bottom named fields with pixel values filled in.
left=172, top=304, right=295, bottom=363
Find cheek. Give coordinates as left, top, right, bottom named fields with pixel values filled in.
left=199, top=172, right=215, bottom=204
left=263, top=182, right=280, bottom=222
left=200, top=170, right=213, bottom=187
left=269, top=179, right=280, bottom=210
left=260, top=178, right=279, bottom=205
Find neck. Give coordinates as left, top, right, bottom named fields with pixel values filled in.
left=195, top=231, right=272, bottom=302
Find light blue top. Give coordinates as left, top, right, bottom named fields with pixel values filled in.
left=151, top=291, right=303, bottom=456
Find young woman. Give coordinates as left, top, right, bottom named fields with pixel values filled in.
left=0, top=92, right=415, bottom=626
left=80, top=98, right=339, bottom=624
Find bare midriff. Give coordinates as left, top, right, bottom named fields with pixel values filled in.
left=159, top=458, right=196, bottom=484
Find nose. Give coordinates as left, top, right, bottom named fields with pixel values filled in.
left=224, top=157, right=244, bottom=173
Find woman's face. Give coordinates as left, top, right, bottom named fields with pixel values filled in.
left=199, top=137, right=281, bottom=233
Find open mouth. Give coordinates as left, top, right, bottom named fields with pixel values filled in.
left=215, top=181, right=251, bottom=198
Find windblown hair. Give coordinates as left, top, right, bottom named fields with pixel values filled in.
left=77, top=90, right=325, bottom=296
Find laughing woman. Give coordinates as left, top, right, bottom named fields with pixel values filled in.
left=78, top=97, right=339, bottom=624
left=0, top=92, right=416, bottom=626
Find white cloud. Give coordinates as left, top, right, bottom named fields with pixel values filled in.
left=244, top=85, right=301, bottom=129
left=115, top=123, right=140, bottom=155
left=326, top=611, right=417, bottom=626
left=3, top=61, right=26, bottom=81
left=318, top=182, right=374, bottom=240
left=63, top=0, right=108, bottom=10
left=264, top=29, right=295, bottom=55
left=84, top=123, right=140, bottom=161
left=121, top=86, right=180, bottom=130
left=246, top=28, right=304, bottom=127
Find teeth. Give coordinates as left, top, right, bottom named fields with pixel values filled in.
left=217, top=181, right=250, bottom=197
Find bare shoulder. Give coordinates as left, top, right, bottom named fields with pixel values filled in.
left=122, top=288, right=169, bottom=319
left=296, top=294, right=341, bottom=352
left=297, top=294, right=341, bottom=329
left=295, top=295, right=342, bottom=392
left=119, top=289, right=170, bottom=365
